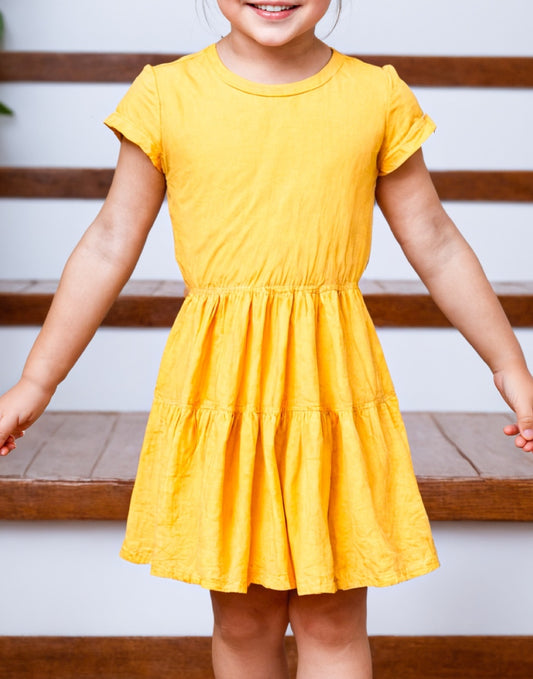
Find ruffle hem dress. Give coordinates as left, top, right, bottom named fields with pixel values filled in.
left=104, top=44, right=440, bottom=595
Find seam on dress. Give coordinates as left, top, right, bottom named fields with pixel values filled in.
left=378, top=64, right=394, bottom=174
left=151, top=392, right=399, bottom=415
left=150, top=64, right=165, bottom=175
left=187, top=281, right=361, bottom=295
left=378, top=114, right=435, bottom=177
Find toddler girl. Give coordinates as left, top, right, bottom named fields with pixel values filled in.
left=1, top=2, right=532, bottom=677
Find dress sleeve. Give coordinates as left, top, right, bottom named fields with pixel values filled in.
left=377, top=65, right=436, bottom=176
left=104, top=64, right=163, bottom=172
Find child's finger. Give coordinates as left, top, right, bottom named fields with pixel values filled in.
left=0, top=435, right=17, bottom=457
left=502, top=423, right=533, bottom=452
left=517, top=420, right=533, bottom=438
left=515, top=434, right=527, bottom=448
left=521, top=439, right=533, bottom=453
left=0, top=434, right=14, bottom=453
left=0, top=428, right=26, bottom=456
left=512, top=432, right=533, bottom=452
left=503, top=423, right=519, bottom=436
left=517, top=410, right=533, bottom=452
left=520, top=428, right=533, bottom=452
left=505, top=421, right=533, bottom=440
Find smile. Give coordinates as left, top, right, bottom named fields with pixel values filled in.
left=253, top=5, right=296, bottom=10
left=247, top=4, right=299, bottom=16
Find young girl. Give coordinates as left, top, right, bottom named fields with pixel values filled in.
left=1, top=1, right=533, bottom=677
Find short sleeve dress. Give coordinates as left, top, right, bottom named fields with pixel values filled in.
left=105, top=44, right=440, bottom=595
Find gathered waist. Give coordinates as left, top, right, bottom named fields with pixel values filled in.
left=186, top=281, right=361, bottom=296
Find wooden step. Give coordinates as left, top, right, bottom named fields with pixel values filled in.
left=1, top=279, right=532, bottom=328
left=1, top=635, right=533, bottom=679
left=2, top=52, right=533, bottom=87
left=2, top=168, right=533, bottom=201
left=1, top=410, right=532, bottom=521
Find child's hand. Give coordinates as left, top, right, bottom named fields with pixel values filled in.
left=493, top=363, right=533, bottom=453
left=0, top=377, right=54, bottom=456
left=1, top=432, right=25, bottom=456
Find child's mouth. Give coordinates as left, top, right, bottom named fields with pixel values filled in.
left=247, top=4, right=299, bottom=19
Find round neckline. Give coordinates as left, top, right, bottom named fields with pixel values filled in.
left=206, top=43, right=344, bottom=96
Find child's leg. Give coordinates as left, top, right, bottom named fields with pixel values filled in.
left=210, top=584, right=291, bottom=679
left=288, top=586, right=372, bottom=679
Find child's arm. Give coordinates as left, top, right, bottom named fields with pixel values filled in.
left=0, top=139, right=166, bottom=456
left=375, top=149, right=533, bottom=453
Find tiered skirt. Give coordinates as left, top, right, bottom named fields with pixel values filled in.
left=120, top=284, right=439, bottom=594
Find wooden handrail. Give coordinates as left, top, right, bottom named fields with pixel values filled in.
left=1, top=280, right=532, bottom=328
left=1, top=52, right=533, bottom=86
left=1, top=168, right=532, bottom=202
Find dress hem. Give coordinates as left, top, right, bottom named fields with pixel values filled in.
left=119, top=548, right=440, bottom=595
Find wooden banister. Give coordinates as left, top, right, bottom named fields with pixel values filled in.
left=1, top=279, right=532, bottom=328
left=1, top=52, right=533, bottom=87
left=1, top=168, right=532, bottom=202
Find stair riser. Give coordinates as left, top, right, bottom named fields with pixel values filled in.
left=1, top=636, right=532, bottom=679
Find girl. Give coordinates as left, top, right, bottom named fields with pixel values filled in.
left=1, top=1, right=533, bottom=677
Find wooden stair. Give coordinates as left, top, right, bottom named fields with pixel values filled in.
left=2, top=278, right=533, bottom=327
left=1, top=635, right=533, bottom=679
left=2, top=49, right=533, bottom=679
left=1, top=408, right=532, bottom=677
left=1, top=410, right=532, bottom=521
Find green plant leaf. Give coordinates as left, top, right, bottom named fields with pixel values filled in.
left=0, top=12, right=4, bottom=40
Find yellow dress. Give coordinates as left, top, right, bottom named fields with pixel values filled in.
left=105, top=44, right=440, bottom=594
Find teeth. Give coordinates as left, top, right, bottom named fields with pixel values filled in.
left=254, top=5, right=294, bottom=11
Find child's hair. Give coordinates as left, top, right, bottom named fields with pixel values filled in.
left=196, top=1, right=344, bottom=37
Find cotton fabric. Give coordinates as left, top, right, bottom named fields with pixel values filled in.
left=105, top=44, right=440, bottom=594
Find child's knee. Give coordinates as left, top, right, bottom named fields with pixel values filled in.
left=211, top=585, right=290, bottom=646
left=289, top=587, right=368, bottom=647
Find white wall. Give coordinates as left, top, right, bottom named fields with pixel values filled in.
left=1, top=0, right=533, bottom=636
left=1, top=521, right=533, bottom=636
left=1, top=0, right=532, bottom=55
